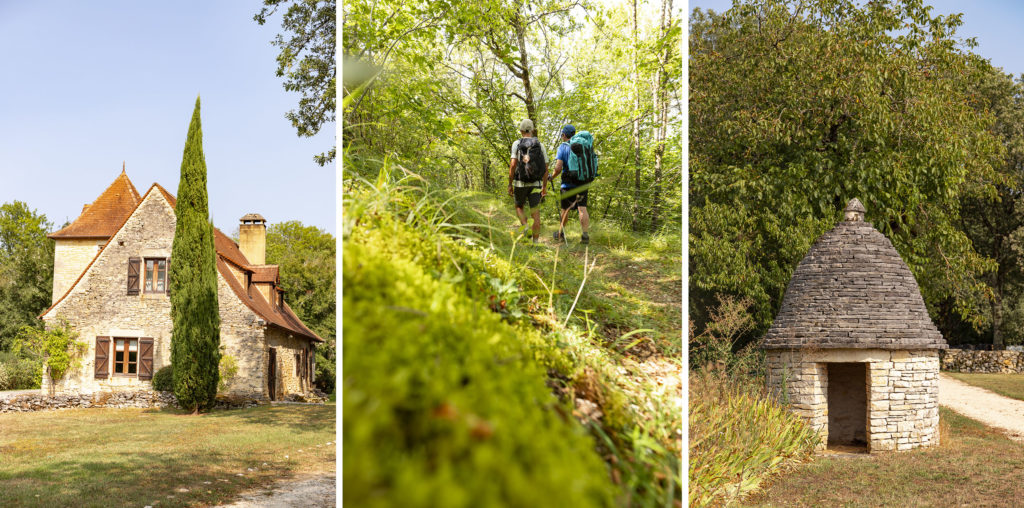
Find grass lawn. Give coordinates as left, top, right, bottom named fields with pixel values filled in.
left=0, top=404, right=335, bottom=508
left=945, top=372, right=1024, bottom=401
left=743, top=407, right=1024, bottom=506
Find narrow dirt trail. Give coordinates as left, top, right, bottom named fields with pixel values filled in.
left=939, top=374, right=1024, bottom=442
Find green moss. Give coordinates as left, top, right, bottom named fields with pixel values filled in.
left=343, top=223, right=615, bottom=507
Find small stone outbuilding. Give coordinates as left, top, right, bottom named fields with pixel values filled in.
left=763, top=199, right=946, bottom=452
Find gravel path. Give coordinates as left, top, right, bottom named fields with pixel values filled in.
left=939, top=373, right=1024, bottom=442
left=214, top=474, right=335, bottom=508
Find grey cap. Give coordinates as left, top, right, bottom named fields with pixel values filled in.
left=518, top=119, right=534, bottom=133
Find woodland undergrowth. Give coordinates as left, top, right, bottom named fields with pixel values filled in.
left=343, top=153, right=681, bottom=507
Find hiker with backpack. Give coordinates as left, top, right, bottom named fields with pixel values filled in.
left=549, top=125, right=598, bottom=244
left=507, top=119, right=549, bottom=243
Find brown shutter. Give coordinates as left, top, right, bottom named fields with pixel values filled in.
left=138, top=338, right=154, bottom=380
left=127, top=258, right=140, bottom=295
left=95, top=337, right=110, bottom=379
left=165, top=258, right=171, bottom=297
left=295, top=353, right=301, bottom=376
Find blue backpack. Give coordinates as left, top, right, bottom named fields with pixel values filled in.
left=566, top=131, right=598, bottom=182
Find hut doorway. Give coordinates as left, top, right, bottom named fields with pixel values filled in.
left=826, top=362, right=868, bottom=450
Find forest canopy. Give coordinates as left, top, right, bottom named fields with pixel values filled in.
left=690, top=0, right=1024, bottom=348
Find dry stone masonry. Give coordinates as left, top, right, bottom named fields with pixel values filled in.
left=940, top=349, right=1024, bottom=374
left=763, top=199, right=946, bottom=452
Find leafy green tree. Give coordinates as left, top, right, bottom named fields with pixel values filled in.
left=266, top=221, right=336, bottom=392
left=256, top=0, right=337, bottom=166
left=957, top=66, right=1024, bottom=346
left=0, top=201, right=54, bottom=350
left=690, top=0, right=1003, bottom=341
left=170, top=97, right=222, bottom=413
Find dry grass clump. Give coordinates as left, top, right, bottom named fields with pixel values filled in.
left=689, top=370, right=820, bottom=507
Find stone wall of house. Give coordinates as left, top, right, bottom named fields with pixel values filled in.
left=217, top=273, right=267, bottom=398
left=43, top=189, right=269, bottom=400
left=939, top=349, right=1024, bottom=373
left=767, top=349, right=940, bottom=452
left=43, top=191, right=177, bottom=394
left=266, top=327, right=315, bottom=398
left=51, top=238, right=105, bottom=303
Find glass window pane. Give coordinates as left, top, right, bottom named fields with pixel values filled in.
left=146, top=260, right=153, bottom=270
left=129, top=351, right=137, bottom=363
left=129, top=340, right=137, bottom=352
left=145, top=280, right=152, bottom=291
left=128, top=362, right=137, bottom=374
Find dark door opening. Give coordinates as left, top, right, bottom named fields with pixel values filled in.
left=268, top=347, right=277, bottom=401
left=827, top=362, right=868, bottom=450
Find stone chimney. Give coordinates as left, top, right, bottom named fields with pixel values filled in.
left=239, top=213, right=266, bottom=265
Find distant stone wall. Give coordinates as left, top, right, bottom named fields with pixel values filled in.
left=0, top=390, right=266, bottom=414
left=940, top=349, right=1024, bottom=374
left=767, top=348, right=940, bottom=452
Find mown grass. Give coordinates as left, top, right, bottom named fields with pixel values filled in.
left=743, top=407, right=1024, bottom=506
left=343, top=158, right=681, bottom=506
left=0, top=404, right=335, bottom=507
left=944, top=372, right=1024, bottom=401
left=688, top=369, right=820, bottom=507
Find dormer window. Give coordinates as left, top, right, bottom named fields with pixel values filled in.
left=144, top=258, right=167, bottom=293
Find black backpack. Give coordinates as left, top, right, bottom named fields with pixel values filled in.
left=515, top=137, right=546, bottom=182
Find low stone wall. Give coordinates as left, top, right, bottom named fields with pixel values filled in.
left=940, top=349, right=1024, bottom=374
left=0, top=390, right=265, bottom=413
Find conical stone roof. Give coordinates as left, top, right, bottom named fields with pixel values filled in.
left=763, top=199, right=946, bottom=350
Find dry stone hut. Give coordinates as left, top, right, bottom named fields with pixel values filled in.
left=763, top=199, right=946, bottom=452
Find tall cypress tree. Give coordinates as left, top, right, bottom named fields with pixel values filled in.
left=170, top=96, right=221, bottom=413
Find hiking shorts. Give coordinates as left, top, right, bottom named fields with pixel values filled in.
left=514, top=186, right=542, bottom=209
left=560, top=189, right=589, bottom=211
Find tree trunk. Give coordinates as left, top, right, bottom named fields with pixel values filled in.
left=513, top=13, right=537, bottom=126
left=993, top=276, right=1005, bottom=348
left=650, top=0, right=673, bottom=232
left=482, top=147, right=492, bottom=190
left=630, top=0, right=642, bottom=232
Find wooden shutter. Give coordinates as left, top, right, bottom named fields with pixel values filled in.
left=95, top=337, right=110, bottom=379
left=138, top=338, right=154, bottom=380
left=166, top=258, right=171, bottom=297
left=127, top=258, right=140, bottom=295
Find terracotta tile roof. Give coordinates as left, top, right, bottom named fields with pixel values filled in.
left=43, top=176, right=325, bottom=343
left=251, top=265, right=279, bottom=283
left=49, top=169, right=141, bottom=239
left=217, top=258, right=323, bottom=342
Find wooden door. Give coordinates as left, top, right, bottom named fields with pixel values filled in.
left=268, top=348, right=277, bottom=401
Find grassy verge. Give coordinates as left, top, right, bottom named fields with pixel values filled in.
left=944, top=372, right=1024, bottom=401
left=0, top=404, right=335, bottom=507
left=744, top=407, right=1024, bottom=506
left=343, top=159, right=681, bottom=505
left=688, top=370, right=819, bottom=507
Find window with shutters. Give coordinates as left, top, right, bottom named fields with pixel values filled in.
left=113, top=338, right=138, bottom=375
left=144, top=258, right=167, bottom=293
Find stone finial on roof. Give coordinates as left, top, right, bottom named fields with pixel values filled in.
left=844, top=198, right=866, bottom=222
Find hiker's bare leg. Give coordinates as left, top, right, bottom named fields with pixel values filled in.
left=579, top=206, right=590, bottom=234
left=515, top=206, right=528, bottom=226
left=531, top=207, right=541, bottom=240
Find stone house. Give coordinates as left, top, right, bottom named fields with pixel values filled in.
left=763, top=199, right=946, bottom=452
left=39, top=170, right=323, bottom=400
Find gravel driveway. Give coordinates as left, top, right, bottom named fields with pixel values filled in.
left=213, top=474, right=335, bottom=508
left=939, top=373, right=1024, bottom=442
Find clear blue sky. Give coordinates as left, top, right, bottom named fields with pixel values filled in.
left=689, top=0, right=1024, bottom=77
left=0, top=1, right=336, bottom=236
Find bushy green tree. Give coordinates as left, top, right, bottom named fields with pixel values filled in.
left=170, top=97, right=221, bottom=413
left=256, top=0, right=337, bottom=166
left=690, top=0, right=1003, bottom=341
left=266, top=221, right=336, bottom=392
left=0, top=202, right=54, bottom=350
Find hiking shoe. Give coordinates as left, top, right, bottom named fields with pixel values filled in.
left=580, top=233, right=590, bottom=245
